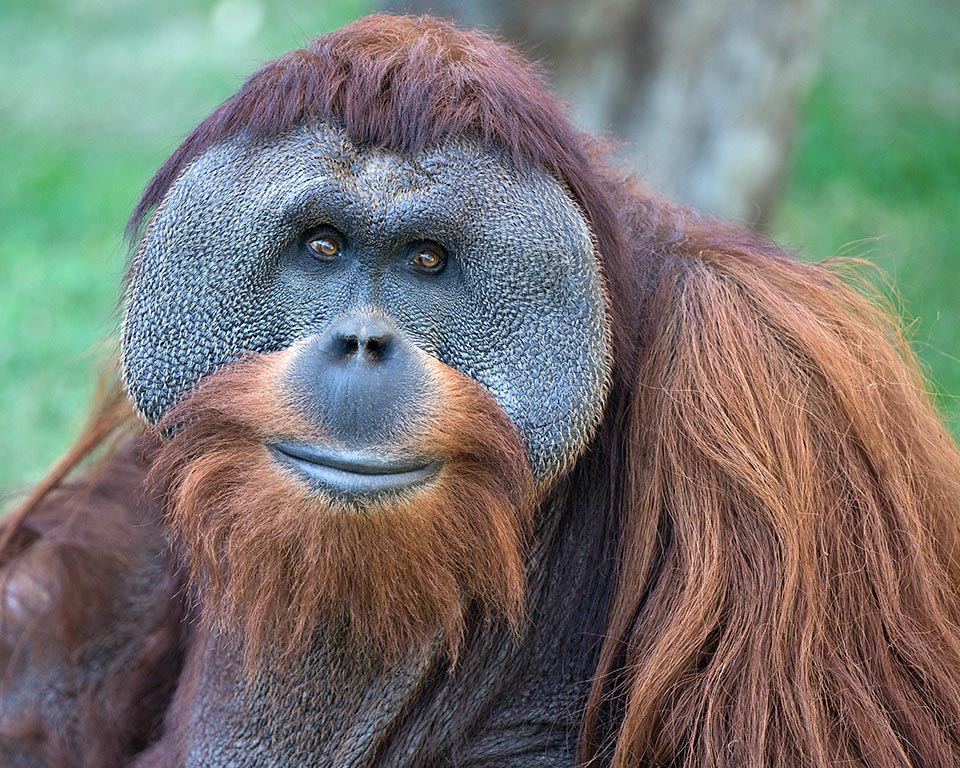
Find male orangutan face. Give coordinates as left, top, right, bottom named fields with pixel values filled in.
left=123, top=124, right=611, bottom=663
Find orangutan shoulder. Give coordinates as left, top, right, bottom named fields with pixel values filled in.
left=0, top=439, right=186, bottom=765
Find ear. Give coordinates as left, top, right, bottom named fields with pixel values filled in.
left=583, top=231, right=960, bottom=766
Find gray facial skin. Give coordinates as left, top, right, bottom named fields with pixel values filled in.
left=123, top=124, right=611, bottom=483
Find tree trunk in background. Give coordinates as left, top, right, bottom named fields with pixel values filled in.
left=378, top=0, right=827, bottom=228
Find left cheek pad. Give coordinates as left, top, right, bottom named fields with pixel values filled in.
left=439, top=281, right=611, bottom=485
left=420, top=204, right=612, bottom=485
left=121, top=145, right=325, bottom=424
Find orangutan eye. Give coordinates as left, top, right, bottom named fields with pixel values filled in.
left=305, top=230, right=343, bottom=261
left=406, top=243, right=446, bottom=273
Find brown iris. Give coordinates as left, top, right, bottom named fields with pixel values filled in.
left=408, top=244, right=445, bottom=272
left=307, top=235, right=340, bottom=259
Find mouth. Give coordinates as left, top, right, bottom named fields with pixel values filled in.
left=268, top=441, right=440, bottom=497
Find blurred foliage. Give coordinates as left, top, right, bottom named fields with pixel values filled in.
left=0, top=0, right=367, bottom=489
left=773, top=0, right=960, bottom=429
left=0, top=0, right=958, bottom=490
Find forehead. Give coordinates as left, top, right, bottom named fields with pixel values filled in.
left=241, top=122, right=546, bottom=190
left=161, top=123, right=590, bottom=249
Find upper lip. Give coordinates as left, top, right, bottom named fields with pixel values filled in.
left=268, top=440, right=440, bottom=496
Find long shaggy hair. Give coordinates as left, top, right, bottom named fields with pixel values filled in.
left=581, top=239, right=960, bottom=766
left=148, top=346, right=534, bottom=669
left=6, top=13, right=960, bottom=767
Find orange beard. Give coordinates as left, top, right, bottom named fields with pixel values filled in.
left=148, top=349, right=535, bottom=669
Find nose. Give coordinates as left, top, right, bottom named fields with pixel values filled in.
left=285, top=314, right=427, bottom=446
left=325, top=316, right=395, bottom=364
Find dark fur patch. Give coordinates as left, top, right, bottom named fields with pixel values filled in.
left=0, top=435, right=187, bottom=767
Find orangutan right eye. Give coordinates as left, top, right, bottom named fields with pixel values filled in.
left=305, top=230, right=343, bottom=261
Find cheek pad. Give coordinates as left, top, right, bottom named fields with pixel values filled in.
left=122, top=130, right=359, bottom=423
left=431, top=176, right=610, bottom=482
left=122, top=142, right=311, bottom=423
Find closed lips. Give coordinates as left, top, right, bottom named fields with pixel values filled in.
left=269, top=441, right=440, bottom=495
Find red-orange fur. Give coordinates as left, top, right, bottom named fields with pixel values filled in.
left=577, top=235, right=960, bottom=766
left=148, top=347, right=534, bottom=670
left=4, top=13, right=960, bottom=767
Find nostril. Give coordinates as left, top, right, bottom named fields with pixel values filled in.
left=324, top=317, right=398, bottom=364
left=364, top=335, right=389, bottom=361
left=336, top=335, right=361, bottom=358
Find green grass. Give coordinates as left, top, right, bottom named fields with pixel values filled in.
left=1, top=0, right=958, bottom=490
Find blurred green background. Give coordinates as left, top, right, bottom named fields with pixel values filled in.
left=0, top=0, right=958, bottom=491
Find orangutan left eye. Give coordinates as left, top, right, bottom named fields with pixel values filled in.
left=406, top=243, right=446, bottom=273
